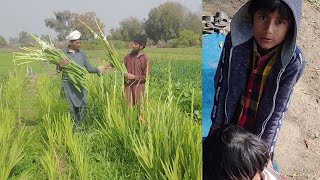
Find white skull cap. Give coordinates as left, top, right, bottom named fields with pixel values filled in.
left=66, top=30, right=81, bottom=41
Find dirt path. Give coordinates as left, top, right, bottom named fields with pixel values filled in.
left=203, top=0, right=320, bottom=179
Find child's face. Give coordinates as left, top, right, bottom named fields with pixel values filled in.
left=252, top=9, right=291, bottom=51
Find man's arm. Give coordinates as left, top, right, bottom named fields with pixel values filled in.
left=82, top=51, right=101, bottom=75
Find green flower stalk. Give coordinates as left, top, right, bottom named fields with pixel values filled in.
left=13, top=33, right=88, bottom=92
left=79, top=18, right=127, bottom=74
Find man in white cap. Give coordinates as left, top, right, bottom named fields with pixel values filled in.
left=58, top=30, right=110, bottom=130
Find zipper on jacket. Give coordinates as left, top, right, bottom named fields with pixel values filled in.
left=224, top=47, right=234, bottom=124
left=258, top=68, right=285, bottom=138
left=258, top=48, right=300, bottom=138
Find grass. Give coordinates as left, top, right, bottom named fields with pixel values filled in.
left=0, top=53, right=13, bottom=65
left=0, top=46, right=202, bottom=179
left=0, top=52, right=53, bottom=76
left=85, top=47, right=202, bottom=120
left=0, top=47, right=202, bottom=120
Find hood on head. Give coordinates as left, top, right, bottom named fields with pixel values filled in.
left=230, top=0, right=302, bottom=67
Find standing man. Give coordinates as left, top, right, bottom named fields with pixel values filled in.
left=124, top=34, right=151, bottom=107
left=58, top=30, right=108, bottom=129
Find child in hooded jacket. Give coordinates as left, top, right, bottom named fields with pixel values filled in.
left=210, top=0, right=306, bottom=155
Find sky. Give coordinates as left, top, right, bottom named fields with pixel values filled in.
left=0, top=0, right=201, bottom=41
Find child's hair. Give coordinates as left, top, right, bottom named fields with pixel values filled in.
left=248, top=0, right=293, bottom=21
left=203, top=125, right=270, bottom=180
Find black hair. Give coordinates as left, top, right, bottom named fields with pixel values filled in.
left=248, top=0, right=293, bottom=21
left=203, top=125, right=270, bottom=180
left=133, top=34, right=147, bottom=48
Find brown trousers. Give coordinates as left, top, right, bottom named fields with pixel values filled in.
left=124, top=82, right=145, bottom=106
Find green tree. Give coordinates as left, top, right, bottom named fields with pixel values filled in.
left=0, top=36, right=7, bottom=47
left=45, top=11, right=105, bottom=41
left=181, top=12, right=201, bottom=34
left=8, top=37, right=19, bottom=47
left=119, top=17, right=143, bottom=41
left=144, top=2, right=185, bottom=43
left=70, top=12, right=105, bottom=40
left=109, top=28, right=122, bottom=40
left=172, top=30, right=200, bottom=47
left=18, top=31, right=35, bottom=47
left=44, top=10, right=73, bottom=41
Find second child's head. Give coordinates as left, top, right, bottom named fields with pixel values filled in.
left=248, top=0, right=293, bottom=53
left=203, top=125, right=270, bottom=180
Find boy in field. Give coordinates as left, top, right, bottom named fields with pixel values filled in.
left=210, top=0, right=306, bottom=156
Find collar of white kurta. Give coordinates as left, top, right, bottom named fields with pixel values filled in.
left=67, top=47, right=79, bottom=53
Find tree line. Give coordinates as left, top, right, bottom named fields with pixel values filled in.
left=0, top=2, right=201, bottom=48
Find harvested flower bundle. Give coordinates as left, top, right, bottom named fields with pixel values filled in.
left=13, top=33, right=88, bottom=92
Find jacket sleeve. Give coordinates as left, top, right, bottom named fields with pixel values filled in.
left=261, top=47, right=306, bottom=153
left=83, top=51, right=101, bottom=76
left=134, top=55, right=151, bottom=81
left=210, top=33, right=232, bottom=130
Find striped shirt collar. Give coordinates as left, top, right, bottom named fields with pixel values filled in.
left=253, top=41, right=280, bottom=58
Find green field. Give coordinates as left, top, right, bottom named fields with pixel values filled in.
left=0, top=47, right=202, bottom=179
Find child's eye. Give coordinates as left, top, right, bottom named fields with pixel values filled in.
left=276, top=19, right=286, bottom=25
left=259, top=16, right=268, bottom=21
